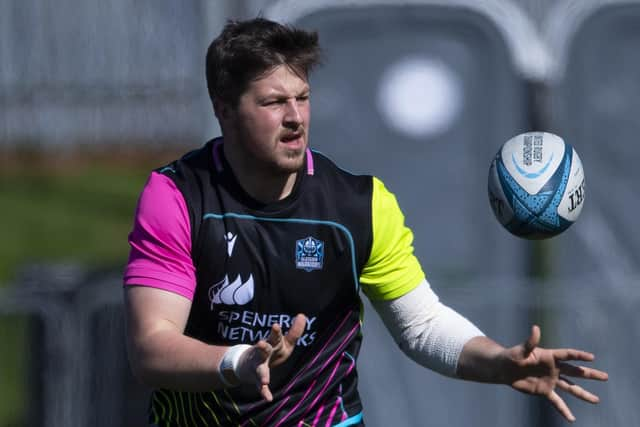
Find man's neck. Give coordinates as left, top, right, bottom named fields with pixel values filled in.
left=223, top=143, right=299, bottom=204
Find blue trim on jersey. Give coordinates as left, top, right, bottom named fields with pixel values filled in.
left=202, top=212, right=360, bottom=292
left=158, top=166, right=176, bottom=174
left=334, top=412, right=363, bottom=426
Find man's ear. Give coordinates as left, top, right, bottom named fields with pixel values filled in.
left=213, top=98, right=232, bottom=121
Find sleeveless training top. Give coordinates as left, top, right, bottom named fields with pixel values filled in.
left=125, top=138, right=424, bottom=426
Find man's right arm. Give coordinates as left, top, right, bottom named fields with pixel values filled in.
left=125, top=284, right=306, bottom=400
left=124, top=172, right=305, bottom=398
left=124, top=172, right=275, bottom=398
left=124, top=284, right=232, bottom=391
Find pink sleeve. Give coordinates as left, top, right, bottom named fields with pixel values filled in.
left=124, top=171, right=196, bottom=300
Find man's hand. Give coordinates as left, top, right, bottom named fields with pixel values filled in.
left=267, top=313, right=307, bottom=366
left=235, top=314, right=307, bottom=401
left=501, top=325, right=609, bottom=422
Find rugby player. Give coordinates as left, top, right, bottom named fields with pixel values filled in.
left=124, top=17, right=608, bottom=426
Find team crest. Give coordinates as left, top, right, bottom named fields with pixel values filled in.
left=296, top=236, right=324, bottom=272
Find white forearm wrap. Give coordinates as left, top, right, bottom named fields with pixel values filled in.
left=371, top=279, right=485, bottom=378
left=218, top=344, right=252, bottom=387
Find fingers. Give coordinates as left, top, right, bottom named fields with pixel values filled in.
left=260, top=384, right=273, bottom=402
left=557, top=377, right=600, bottom=404
left=241, top=315, right=308, bottom=400
left=256, top=367, right=273, bottom=402
left=267, top=323, right=282, bottom=348
left=236, top=341, right=271, bottom=381
left=252, top=341, right=274, bottom=401
left=548, top=391, right=576, bottom=423
left=523, top=325, right=541, bottom=356
left=235, top=341, right=272, bottom=387
left=559, top=362, right=609, bottom=381
left=552, top=348, right=595, bottom=362
left=256, top=359, right=273, bottom=402
left=253, top=340, right=273, bottom=362
left=285, top=314, right=307, bottom=345
left=267, top=314, right=307, bottom=348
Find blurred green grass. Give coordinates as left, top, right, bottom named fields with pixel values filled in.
left=0, top=166, right=149, bottom=280
left=0, top=158, right=155, bottom=426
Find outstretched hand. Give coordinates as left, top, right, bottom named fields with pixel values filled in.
left=236, top=314, right=307, bottom=401
left=503, top=325, right=608, bottom=422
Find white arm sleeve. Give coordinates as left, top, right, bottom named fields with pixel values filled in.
left=370, top=279, right=485, bottom=378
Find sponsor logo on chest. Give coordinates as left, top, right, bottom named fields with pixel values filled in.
left=209, top=274, right=254, bottom=307
left=204, top=231, right=327, bottom=347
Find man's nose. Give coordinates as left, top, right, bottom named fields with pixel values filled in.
left=283, top=100, right=303, bottom=128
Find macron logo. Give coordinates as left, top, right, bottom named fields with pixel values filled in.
left=209, top=274, right=254, bottom=308
left=225, top=232, right=237, bottom=257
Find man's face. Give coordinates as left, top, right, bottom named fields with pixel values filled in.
left=226, top=64, right=311, bottom=175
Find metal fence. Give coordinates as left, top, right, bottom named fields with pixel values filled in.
left=0, top=265, right=149, bottom=427
left=0, top=1, right=209, bottom=148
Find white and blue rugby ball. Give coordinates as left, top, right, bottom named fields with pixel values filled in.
left=488, top=132, right=585, bottom=239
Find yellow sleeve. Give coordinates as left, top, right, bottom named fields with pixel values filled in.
left=360, top=177, right=425, bottom=301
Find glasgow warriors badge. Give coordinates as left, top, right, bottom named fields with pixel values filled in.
left=296, top=236, right=324, bottom=272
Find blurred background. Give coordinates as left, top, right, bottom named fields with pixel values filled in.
left=1, top=0, right=638, bottom=426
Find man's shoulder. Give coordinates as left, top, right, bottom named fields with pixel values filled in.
left=153, top=139, right=217, bottom=184
left=310, top=150, right=371, bottom=182
left=308, top=149, right=373, bottom=202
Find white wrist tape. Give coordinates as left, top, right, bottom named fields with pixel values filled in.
left=372, top=279, right=485, bottom=378
left=218, top=344, right=252, bottom=387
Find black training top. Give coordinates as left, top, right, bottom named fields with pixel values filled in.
left=126, top=138, right=425, bottom=426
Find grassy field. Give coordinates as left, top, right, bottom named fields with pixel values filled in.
left=0, top=148, right=178, bottom=426
left=0, top=162, right=150, bottom=280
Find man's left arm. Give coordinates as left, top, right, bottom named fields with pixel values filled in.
left=370, top=278, right=484, bottom=378
left=456, top=324, right=608, bottom=423
left=372, top=281, right=608, bottom=423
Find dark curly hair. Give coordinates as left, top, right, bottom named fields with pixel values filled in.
left=206, top=18, right=322, bottom=107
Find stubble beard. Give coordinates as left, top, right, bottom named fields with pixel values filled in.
left=237, top=137, right=306, bottom=178
left=281, top=144, right=306, bottom=170
left=229, top=118, right=308, bottom=178
left=263, top=147, right=304, bottom=178
left=267, top=126, right=308, bottom=175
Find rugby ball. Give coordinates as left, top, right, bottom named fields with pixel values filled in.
left=488, top=132, right=585, bottom=239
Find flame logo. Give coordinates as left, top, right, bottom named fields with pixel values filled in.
left=209, top=274, right=254, bottom=308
